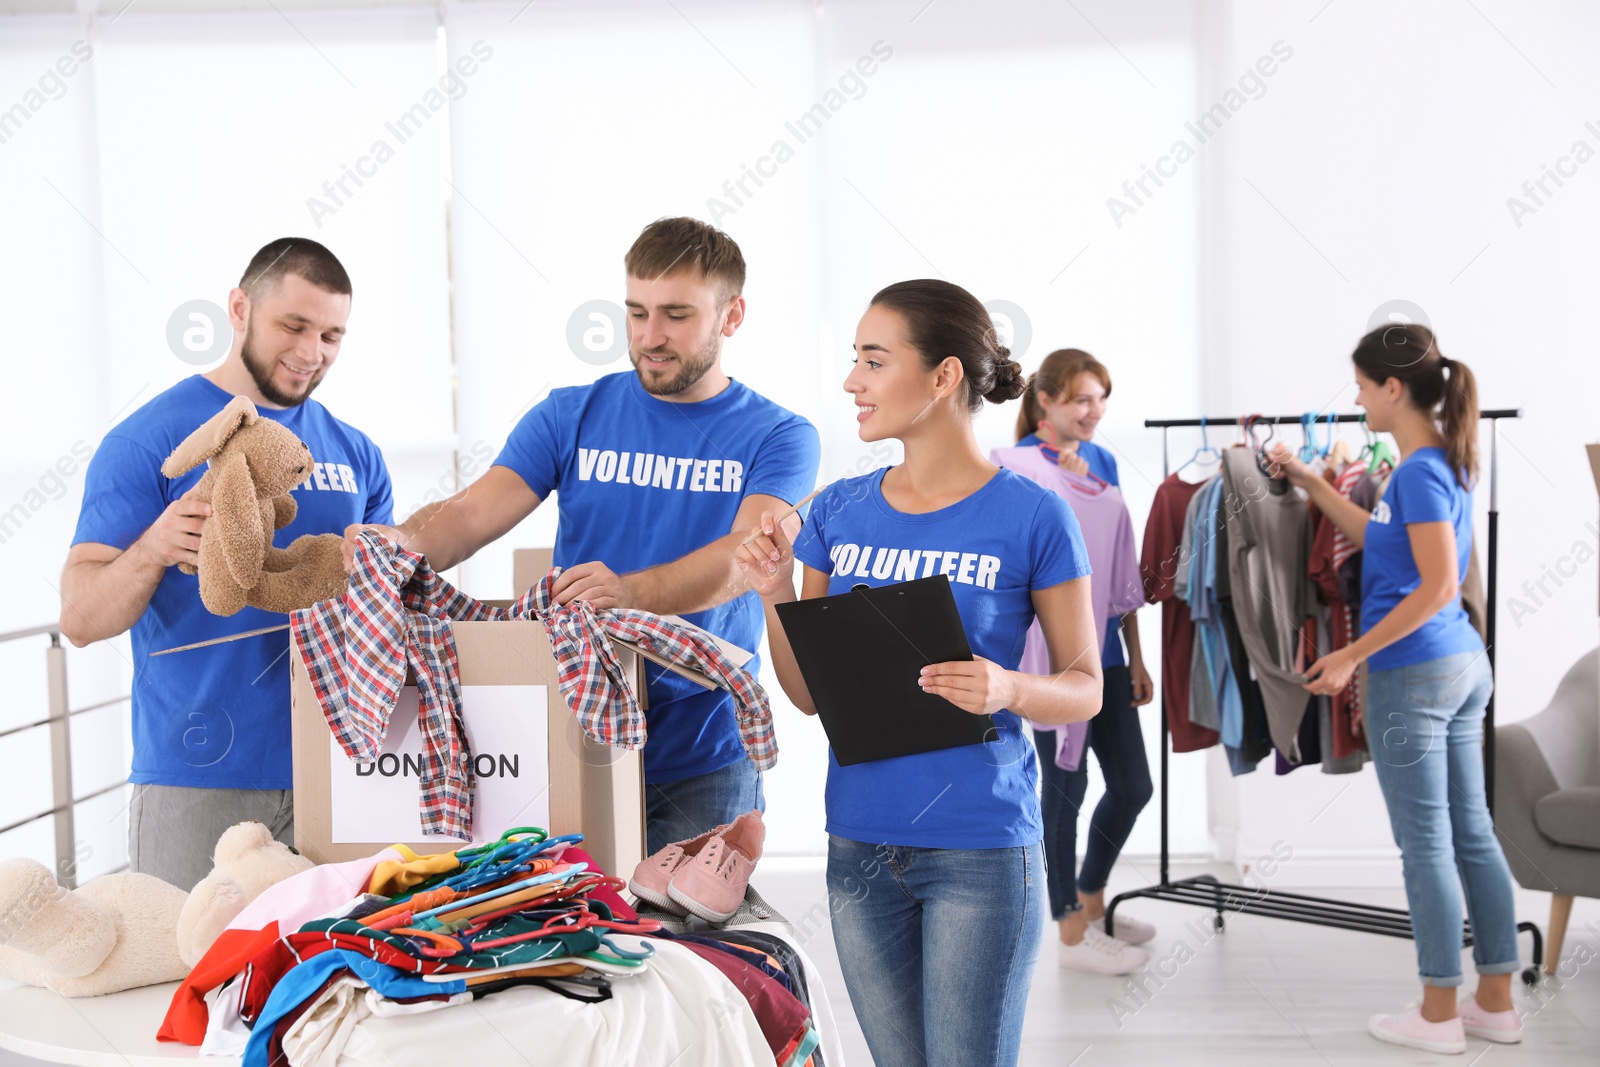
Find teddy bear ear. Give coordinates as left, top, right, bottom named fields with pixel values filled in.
left=162, top=396, right=259, bottom=477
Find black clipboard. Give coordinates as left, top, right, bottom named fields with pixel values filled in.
left=775, top=575, right=997, bottom=766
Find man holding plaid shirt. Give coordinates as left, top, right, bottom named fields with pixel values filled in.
left=346, top=218, right=818, bottom=853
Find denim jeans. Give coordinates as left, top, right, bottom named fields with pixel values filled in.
left=827, top=835, right=1045, bottom=1067
left=1366, top=650, right=1519, bottom=987
left=644, top=758, right=764, bottom=856
left=1033, top=665, right=1153, bottom=919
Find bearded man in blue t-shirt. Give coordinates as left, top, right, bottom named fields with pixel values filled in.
left=62, top=239, right=394, bottom=890
left=347, top=217, right=820, bottom=854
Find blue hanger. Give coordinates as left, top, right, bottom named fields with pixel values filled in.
left=1298, top=413, right=1318, bottom=462
left=456, top=826, right=548, bottom=863
left=390, top=833, right=585, bottom=905
left=410, top=862, right=592, bottom=928
left=1175, top=416, right=1223, bottom=476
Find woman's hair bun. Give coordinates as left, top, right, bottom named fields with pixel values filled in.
left=985, top=348, right=1027, bottom=404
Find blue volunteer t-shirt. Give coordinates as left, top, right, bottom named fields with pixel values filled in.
left=1361, top=447, right=1481, bottom=672
left=72, top=376, right=393, bottom=789
left=1018, top=433, right=1126, bottom=668
left=494, top=372, right=820, bottom=785
left=791, top=467, right=1091, bottom=850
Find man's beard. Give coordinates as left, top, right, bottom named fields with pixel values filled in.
left=242, top=323, right=325, bottom=408
left=630, top=332, right=719, bottom=397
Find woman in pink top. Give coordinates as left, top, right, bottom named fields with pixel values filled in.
left=997, top=348, right=1155, bottom=976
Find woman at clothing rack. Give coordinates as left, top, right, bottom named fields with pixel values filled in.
left=1002, top=348, right=1158, bottom=976
left=734, top=280, right=1103, bottom=1067
left=1270, top=324, right=1521, bottom=1055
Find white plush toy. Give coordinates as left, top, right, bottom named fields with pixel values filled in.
left=0, top=821, right=312, bottom=997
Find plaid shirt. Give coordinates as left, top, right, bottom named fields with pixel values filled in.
left=292, top=532, right=775, bottom=841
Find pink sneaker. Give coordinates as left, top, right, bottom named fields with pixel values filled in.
left=1458, top=995, right=1523, bottom=1043
left=1368, top=1004, right=1466, bottom=1055
left=628, top=824, right=728, bottom=915
left=667, top=809, right=765, bottom=923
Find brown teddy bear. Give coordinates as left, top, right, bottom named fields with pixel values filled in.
left=0, top=822, right=314, bottom=997
left=161, top=395, right=347, bottom=616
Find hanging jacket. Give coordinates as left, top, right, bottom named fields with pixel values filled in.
left=292, top=531, right=775, bottom=841
left=1220, top=448, right=1315, bottom=762
left=1144, top=473, right=1221, bottom=753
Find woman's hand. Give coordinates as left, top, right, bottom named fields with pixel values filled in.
left=1302, top=646, right=1362, bottom=696
left=1129, top=657, right=1154, bottom=707
left=734, top=511, right=796, bottom=598
left=1057, top=450, right=1090, bottom=476
left=1266, top=442, right=1316, bottom=490
left=919, top=655, right=1019, bottom=716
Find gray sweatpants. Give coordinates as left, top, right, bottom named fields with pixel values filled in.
left=128, top=784, right=295, bottom=891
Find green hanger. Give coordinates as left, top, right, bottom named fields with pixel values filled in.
left=1360, top=414, right=1396, bottom=473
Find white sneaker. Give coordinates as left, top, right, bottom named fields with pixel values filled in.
left=1458, top=995, right=1523, bottom=1044
left=1367, top=1004, right=1466, bottom=1054
left=1097, top=912, right=1156, bottom=945
left=1057, top=926, right=1150, bottom=975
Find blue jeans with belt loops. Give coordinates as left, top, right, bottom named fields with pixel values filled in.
left=827, top=835, right=1045, bottom=1067
left=1366, top=650, right=1519, bottom=987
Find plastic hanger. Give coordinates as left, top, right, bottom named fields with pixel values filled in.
left=1037, top=420, right=1111, bottom=489
left=464, top=900, right=664, bottom=949
left=1240, top=414, right=1274, bottom=450
left=449, top=876, right=623, bottom=933
left=398, top=834, right=584, bottom=904
left=1327, top=436, right=1353, bottom=470
left=409, top=862, right=588, bottom=927
left=388, top=826, right=557, bottom=902
left=1175, top=416, right=1223, bottom=477
left=387, top=927, right=466, bottom=959
left=1241, top=414, right=1279, bottom=478
left=1298, top=413, right=1319, bottom=462
left=1359, top=414, right=1397, bottom=473
left=455, top=826, right=548, bottom=863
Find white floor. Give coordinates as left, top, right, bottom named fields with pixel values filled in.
left=749, top=858, right=1600, bottom=1067
left=0, top=858, right=1593, bottom=1066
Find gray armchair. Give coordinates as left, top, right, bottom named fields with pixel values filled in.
left=1496, top=647, right=1600, bottom=974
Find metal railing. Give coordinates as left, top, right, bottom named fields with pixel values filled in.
left=0, top=622, right=131, bottom=889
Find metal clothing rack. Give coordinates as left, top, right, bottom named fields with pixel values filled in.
left=1105, top=409, right=1544, bottom=985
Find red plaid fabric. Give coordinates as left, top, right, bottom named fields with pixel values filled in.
left=518, top=568, right=776, bottom=772
left=292, top=532, right=775, bottom=841
left=292, top=534, right=489, bottom=839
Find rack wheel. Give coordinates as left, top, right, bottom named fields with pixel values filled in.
left=1214, top=914, right=1226, bottom=933
left=1521, top=966, right=1540, bottom=987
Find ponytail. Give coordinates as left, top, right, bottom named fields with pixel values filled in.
left=1014, top=375, right=1045, bottom=443
left=1012, top=348, right=1112, bottom=445
left=1350, top=324, right=1478, bottom=488
left=1438, top=355, right=1479, bottom=490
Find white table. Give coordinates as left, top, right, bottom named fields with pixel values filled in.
left=0, top=981, right=238, bottom=1067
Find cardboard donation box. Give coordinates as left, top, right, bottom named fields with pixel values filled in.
left=292, top=564, right=721, bottom=880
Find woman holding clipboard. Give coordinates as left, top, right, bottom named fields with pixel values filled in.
left=735, top=279, right=1104, bottom=1067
